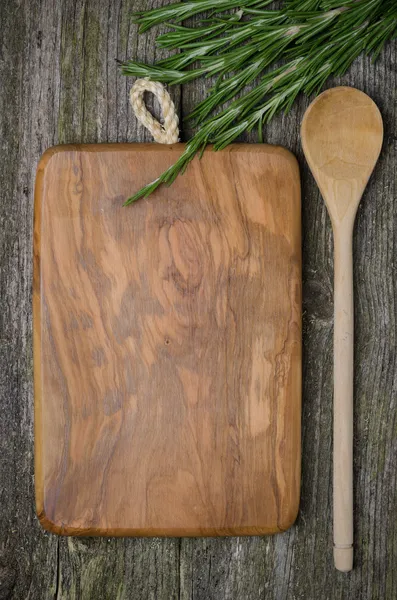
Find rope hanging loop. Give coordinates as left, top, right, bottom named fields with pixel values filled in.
left=130, top=78, right=179, bottom=144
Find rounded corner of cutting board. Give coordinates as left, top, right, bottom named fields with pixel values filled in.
left=264, top=144, right=301, bottom=183
left=36, top=508, right=66, bottom=537
left=276, top=145, right=300, bottom=174
left=36, top=144, right=78, bottom=172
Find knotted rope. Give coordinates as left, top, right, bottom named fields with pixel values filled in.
left=129, top=78, right=179, bottom=144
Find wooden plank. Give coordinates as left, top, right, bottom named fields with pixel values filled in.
left=0, top=0, right=396, bottom=596
left=0, top=1, right=59, bottom=598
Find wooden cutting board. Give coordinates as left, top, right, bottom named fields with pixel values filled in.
left=34, top=143, right=301, bottom=537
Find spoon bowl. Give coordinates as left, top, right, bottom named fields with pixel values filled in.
left=302, top=86, right=383, bottom=228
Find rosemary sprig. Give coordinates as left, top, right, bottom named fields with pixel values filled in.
left=122, top=12, right=287, bottom=83
left=122, top=0, right=397, bottom=205
left=133, top=0, right=274, bottom=33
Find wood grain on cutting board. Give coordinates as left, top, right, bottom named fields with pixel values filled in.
left=34, top=144, right=301, bottom=537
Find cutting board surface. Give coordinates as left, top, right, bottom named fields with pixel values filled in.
left=34, top=143, right=301, bottom=536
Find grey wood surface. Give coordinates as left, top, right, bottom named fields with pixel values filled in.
left=0, top=0, right=396, bottom=598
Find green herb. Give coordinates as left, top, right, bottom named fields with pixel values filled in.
left=121, top=0, right=397, bottom=205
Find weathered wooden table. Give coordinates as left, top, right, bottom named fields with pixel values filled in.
left=1, top=1, right=396, bottom=598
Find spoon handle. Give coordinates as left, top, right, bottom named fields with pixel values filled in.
left=333, top=225, right=354, bottom=572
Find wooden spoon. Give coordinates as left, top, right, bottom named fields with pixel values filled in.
left=301, top=87, right=383, bottom=572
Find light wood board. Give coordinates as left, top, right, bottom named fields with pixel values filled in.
left=34, top=143, right=301, bottom=537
